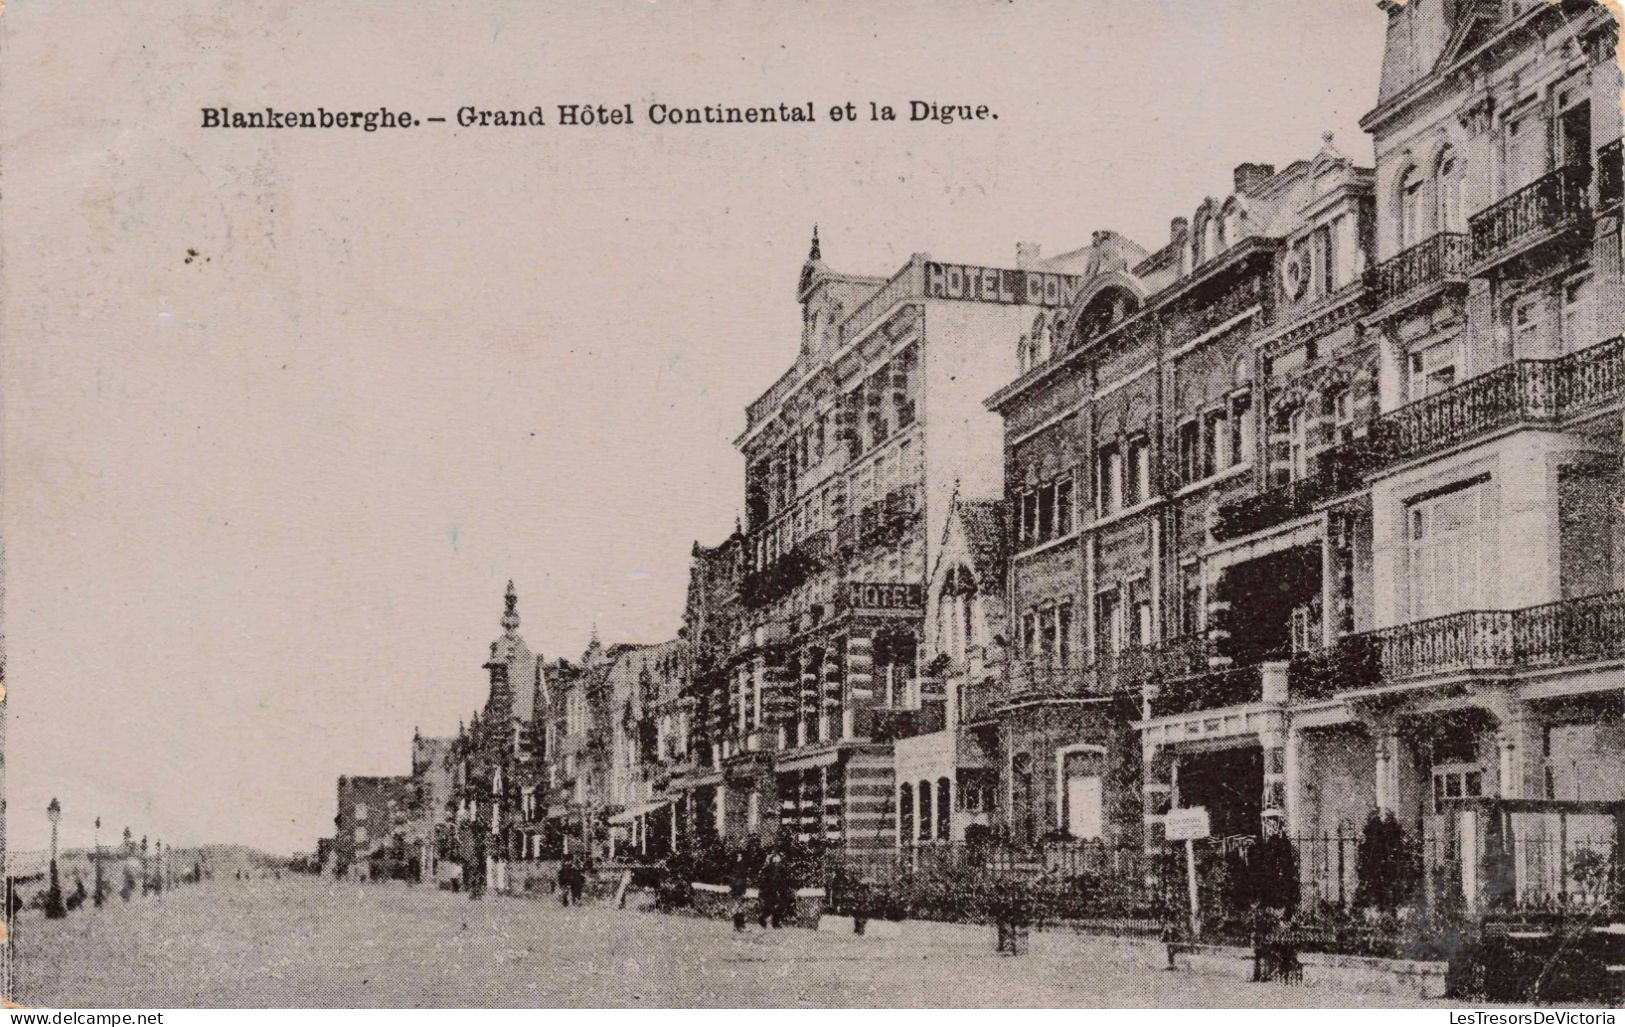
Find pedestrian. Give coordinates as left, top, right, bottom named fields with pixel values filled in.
left=729, top=852, right=751, bottom=932
left=569, top=859, right=586, bottom=905
left=557, top=857, right=574, bottom=907
left=758, top=853, right=791, bottom=928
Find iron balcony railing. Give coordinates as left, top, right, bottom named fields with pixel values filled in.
left=1368, top=336, right=1625, bottom=465
left=1289, top=590, right=1625, bottom=699
left=1364, top=232, right=1469, bottom=310
left=1469, top=164, right=1591, bottom=266
left=1210, top=446, right=1373, bottom=542
left=1599, top=139, right=1622, bottom=212
left=1212, top=336, right=1625, bottom=543
left=1003, top=661, right=1125, bottom=700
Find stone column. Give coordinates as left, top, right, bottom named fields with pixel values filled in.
left=1261, top=724, right=1288, bottom=820
left=1373, top=728, right=1399, bottom=816
left=1142, top=738, right=1173, bottom=848
left=1497, top=719, right=1525, bottom=801
left=1283, top=725, right=1303, bottom=837
left=844, top=632, right=873, bottom=740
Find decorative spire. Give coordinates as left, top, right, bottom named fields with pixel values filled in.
left=589, top=620, right=601, bottom=649
left=809, top=224, right=821, bottom=261
left=501, top=580, right=519, bottom=633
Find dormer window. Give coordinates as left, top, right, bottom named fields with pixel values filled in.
left=1203, top=218, right=1221, bottom=262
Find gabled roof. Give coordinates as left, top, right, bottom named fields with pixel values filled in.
left=957, top=499, right=1009, bottom=587
left=931, top=493, right=1008, bottom=592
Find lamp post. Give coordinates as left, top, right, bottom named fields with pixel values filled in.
left=44, top=798, right=65, bottom=918
left=93, top=816, right=105, bottom=908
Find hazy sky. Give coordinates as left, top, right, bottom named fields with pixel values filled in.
left=2, top=0, right=1388, bottom=855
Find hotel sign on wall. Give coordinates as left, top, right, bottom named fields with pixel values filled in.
left=845, top=582, right=925, bottom=612
left=924, top=262, right=1084, bottom=307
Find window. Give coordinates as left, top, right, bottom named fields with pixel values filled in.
left=1432, top=764, right=1485, bottom=814
left=1038, top=606, right=1057, bottom=663
left=1127, top=436, right=1151, bottom=505
left=1180, top=565, right=1202, bottom=637
left=1410, top=339, right=1460, bottom=399
left=1288, top=407, right=1309, bottom=481
left=1312, top=224, right=1334, bottom=297
left=1128, top=578, right=1153, bottom=647
left=1177, top=420, right=1200, bottom=485
left=1328, top=387, right=1355, bottom=446
left=1203, top=408, right=1230, bottom=478
left=1037, top=482, right=1054, bottom=540
left=1094, top=590, right=1121, bottom=659
left=1097, top=443, right=1122, bottom=514
left=1562, top=276, right=1593, bottom=351
left=1230, top=391, right=1254, bottom=466
left=1058, top=601, right=1074, bottom=666
left=1019, top=490, right=1037, bottom=545
left=1437, top=150, right=1464, bottom=234
left=1055, top=477, right=1074, bottom=535
left=1504, top=105, right=1547, bottom=193
left=1409, top=480, right=1492, bottom=620
left=1021, top=611, right=1037, bottom=657
left=1400, top=166, right=1425, bottom=248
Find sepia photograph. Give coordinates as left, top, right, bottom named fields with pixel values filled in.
left=2, top=0, right=1624, bottom=1012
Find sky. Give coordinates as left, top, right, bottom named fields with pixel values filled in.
left=1, top=0, right=1389, bottom=856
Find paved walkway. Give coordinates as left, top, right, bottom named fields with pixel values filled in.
left=10, top=876, right=1447, bottom=1007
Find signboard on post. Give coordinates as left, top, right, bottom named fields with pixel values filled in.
left=1164, top=806, right=1211, bottom=939
left=1164, top=806, right=1211, bottom=842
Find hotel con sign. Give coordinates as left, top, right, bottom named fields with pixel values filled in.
left=924, top=262, right=1084, bottom=307
left=846, top=582, right=924, bottom=611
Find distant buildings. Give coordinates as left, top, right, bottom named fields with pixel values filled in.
left=332, top=774, right=417, bottom=881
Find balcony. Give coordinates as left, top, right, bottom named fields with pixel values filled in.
left=1599, top=139, right=1622, bottom=213
left=1003, top=661, right=1116, bottom=701
left=1469, top=164, right=1590, bottom=272
left=1364, top=232, right=1469, bottom=317
left=1289, top=590, right=1625, bottom=699
left=1211, top=447, right=1373, bottom=542
left=1146, top=663, right=1264, bottom=718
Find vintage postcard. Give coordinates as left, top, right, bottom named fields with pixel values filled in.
left=3, top=0, right=1625, bottom=1012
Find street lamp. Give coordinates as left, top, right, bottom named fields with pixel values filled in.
left=93, top=816, right=105, bottom=908
left=44, top=798, right=65, bottom=918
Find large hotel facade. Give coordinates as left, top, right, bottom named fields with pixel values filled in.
left=332, top=0, right=1625, bottom=914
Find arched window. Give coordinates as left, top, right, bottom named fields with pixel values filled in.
left=1223, top=204, right=1244, bottom=248
left=1436, top=148, right=1464, bottom=234
left=1032, top=313, right=1051, bottom=365
left=936, top=776, right=952, bottom=840
left=918, top=780, right=933, bottom=841
left=1399, top=165, right=1426, bottom=248
left=898, top=783, right=914, bottom=843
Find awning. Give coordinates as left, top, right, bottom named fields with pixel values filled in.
left=608, top=799, right=672, bottom=825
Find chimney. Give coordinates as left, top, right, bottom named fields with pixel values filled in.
left=1170, top=217, right=1189, bottom=243
left=1233, top=163, right=1276, bottom=195
left=1015, top=242, right=1042, bottom=269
